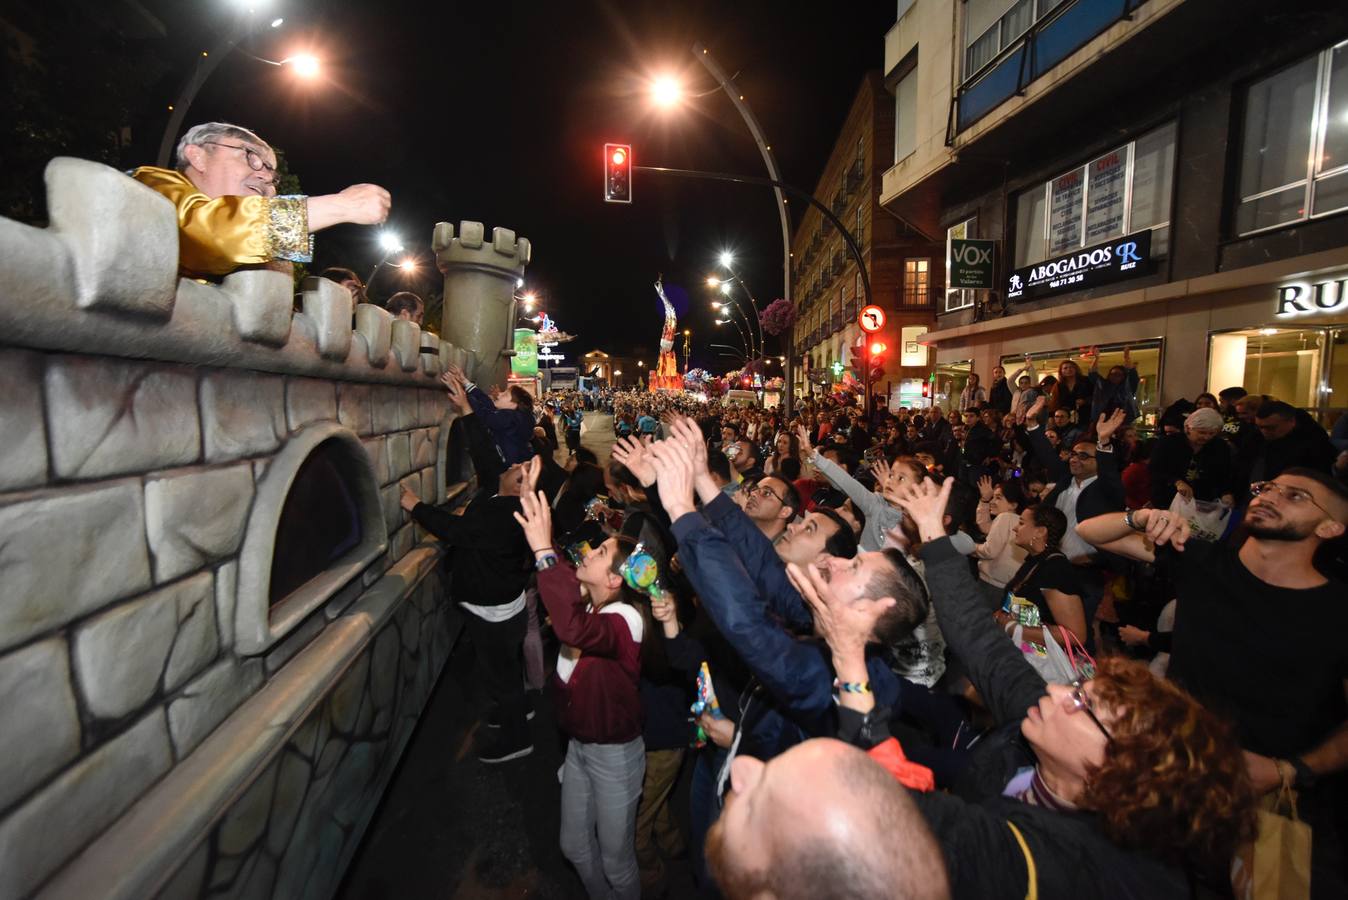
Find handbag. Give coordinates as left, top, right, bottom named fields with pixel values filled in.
left=1233, top=781, right=1312, bottom=900
left=1013, top=624, right=1096, bottom=684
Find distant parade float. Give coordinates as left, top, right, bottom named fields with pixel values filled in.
left=649, top=278, right=683, bottom=391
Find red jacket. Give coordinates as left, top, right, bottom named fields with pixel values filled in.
left=537, top=563, right=644, bottom=745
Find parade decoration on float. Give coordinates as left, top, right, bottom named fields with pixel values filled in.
left=649, top=277, right=683, bottom=391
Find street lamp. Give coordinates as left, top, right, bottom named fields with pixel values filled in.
left=156, top=12, right=324, bottom=167
left=365, top=231, right=407, bottom=296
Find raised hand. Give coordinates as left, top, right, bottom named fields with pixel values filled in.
left=795, top=422, right=813, bottom=453
left=512, top=489, right=554, bottom=554
left=1139, top=507, right=1191, bottom=552
left=1123, top=345, right=1133, bottom=368
left=786, top=562, right=890, bottom=663
left=648, top=440, right=698, bottom=519
left=1025, top=394, right=1047, bottom=423
left=612, top=436, right=656, bottom=487
left=399, top=482, right=420, bottom=512
left=887, top=476, right=954, bottom=545
left=870, top=457, right=893, bottom=494
left=521, top=455, right=542, bottom=496
left=977, top=474, right=994, bottom=503
left=1096, top=407, right=1127, bottom=445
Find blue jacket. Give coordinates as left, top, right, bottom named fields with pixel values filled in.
left=466, top=386, right=535, bottom=465
left=670, top=495, right=899, bottom=761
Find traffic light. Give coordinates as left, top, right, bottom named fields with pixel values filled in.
left=868, top=341, right=887, bottom=384
left=604, top=143, right=632, bottom=203
left=921, top=380, right=931, bottom=399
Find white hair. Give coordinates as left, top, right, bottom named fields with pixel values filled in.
left=174, top=122, right=272, bottom=171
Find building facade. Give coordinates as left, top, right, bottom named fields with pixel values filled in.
left=881, top=0, right=1348, bottom=425
left=791, top=71, right=944, bottom=406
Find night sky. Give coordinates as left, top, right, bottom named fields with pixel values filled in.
left=95, top=1, right=895, bottom=370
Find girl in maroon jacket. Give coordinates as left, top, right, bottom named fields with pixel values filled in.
left=514, top=467, right=648, bottom=900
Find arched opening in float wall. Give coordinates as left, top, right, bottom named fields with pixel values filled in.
left=236, top=422, right=387, bottom=655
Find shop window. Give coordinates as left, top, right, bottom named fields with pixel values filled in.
left=933, top=359, right=974, bottom=412
left=1014, top=121, right=1175, bottom=268
left=904, top=258, right=932, bottom=305
left=945, top=217, right=977, bottom=311
left=999, top=340, right=1163, bottom=423
left=1207, top=328, right=1327, bottom=414
left=1236, top=41, right=1348, bottom=235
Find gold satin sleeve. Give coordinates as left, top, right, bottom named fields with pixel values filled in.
left=130, top=166, right=313, bottom=277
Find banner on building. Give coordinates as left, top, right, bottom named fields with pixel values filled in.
left=1006, top=230, right=1152, bottom=301
left=948, top=238, right=996, bottom=290
left=511, top=328, right=539, bottom=377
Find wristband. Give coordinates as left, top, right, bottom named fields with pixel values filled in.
left=1123, top=509, right=1144, bottom=532
left=833, top=679, right=872, bottom=694
left=534, top=552, right=559, bottom=571
left=1290, top=756, right=1317, bottom=790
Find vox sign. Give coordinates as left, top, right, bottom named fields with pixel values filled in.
left=948, top=238, right=996, bottom=290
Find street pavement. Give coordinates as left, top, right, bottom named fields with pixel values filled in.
left=336, top=410, right=702, bottom=900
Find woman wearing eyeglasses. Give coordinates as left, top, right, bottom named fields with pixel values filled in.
left=876, top=478, right=1257, bottom=899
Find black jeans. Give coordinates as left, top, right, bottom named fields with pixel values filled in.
left=463, top=608, right=529, bottom=747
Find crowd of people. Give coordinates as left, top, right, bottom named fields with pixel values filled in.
left=394, top=353, right=1347, bottom=900
left=139, top=120, right=1347, bottom=900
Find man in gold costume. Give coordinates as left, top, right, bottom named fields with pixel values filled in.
left=131, top=122, right=391, bottom=278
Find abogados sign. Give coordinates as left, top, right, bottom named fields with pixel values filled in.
left=1006, top=230, right=1152, bottom=301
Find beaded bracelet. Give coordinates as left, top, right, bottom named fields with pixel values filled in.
left=833, top=679, right=872, bottom=694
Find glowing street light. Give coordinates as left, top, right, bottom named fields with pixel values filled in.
left=650, top=76, right=683, bottom=108
left=711, top=301, right=723, bottom=310
left=520, top=291, right=538, bottom=307
left=398, top=258, right=416, bottom=271
left=285, top=54, right=320, bottom=78
left=719, top=251, right=734, bottom=268
left=719, top=281, right=732, bottom=295
left=379, top=231, right=404, bottom=253
left=705, top=276, right=721, bottom=288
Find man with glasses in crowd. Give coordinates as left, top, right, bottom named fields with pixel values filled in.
left=132, top=122, right=390, bottom=277
left=741, top=474, right=799, bottom=542
left=1077, top=469, right=1348, bottom=897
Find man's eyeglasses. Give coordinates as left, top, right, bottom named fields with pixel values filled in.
left=1069, top=679, right=1113, bottom=744
left=202, top=141, right=276, bottom=178
left=1250, top=481, right=1332, bottom=517
left=1067, top=451, right=1096, bottom=461
left=750, top=483, right=784, bottom=504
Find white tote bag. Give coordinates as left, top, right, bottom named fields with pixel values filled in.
left=1012, top=625, right=1094, bottom=684
left=1168, top=493, right=1232, bottom=543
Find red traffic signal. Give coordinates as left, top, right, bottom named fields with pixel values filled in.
left=869, top=341, right=887, bottom=356
left=604, top=142, right=632, bottom=204
left=921, top=381, right=931, bottom=398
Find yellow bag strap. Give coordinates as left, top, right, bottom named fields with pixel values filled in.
left=1007, top=821, right=1039, bottom=900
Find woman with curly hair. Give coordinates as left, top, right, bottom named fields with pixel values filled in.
left=875, top=478, right=1257, bottom=899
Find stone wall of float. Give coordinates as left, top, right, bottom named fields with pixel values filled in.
left=0, top=157, right=529, bottom=899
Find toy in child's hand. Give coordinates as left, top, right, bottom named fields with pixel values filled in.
left=619, top=543, right=664, bottom=598
left=583, top=496, right=609, bottom=521
left=690, top=661, right=726, bottom=747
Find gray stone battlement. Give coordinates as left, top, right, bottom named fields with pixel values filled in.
left=0, top=157, right=525, bottom=387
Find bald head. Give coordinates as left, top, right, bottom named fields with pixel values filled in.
left=707, top=739, right=949, bottom=900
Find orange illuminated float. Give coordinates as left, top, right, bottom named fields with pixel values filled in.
left=649, top=278, right=682, bottom=391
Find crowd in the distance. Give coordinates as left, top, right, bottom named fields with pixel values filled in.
left=399, top=357, right=1347, bottom=899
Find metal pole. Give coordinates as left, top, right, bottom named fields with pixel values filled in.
left=156, top=20, right=254, bottom=168
left=692, top=43, right=793, bottom=413
left=635, top=164, right=873, bottom=415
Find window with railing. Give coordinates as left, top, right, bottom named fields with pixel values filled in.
left=945, top=219, right=977, bottom=311
left=855, top=206, right=865, bottom=251
left=963, top=0, right=1068, bottom=81
left=1014, top=121, right=1175, bottom=267
left=904, top=258, right=932, bottom=305
left=1235, top=41, right=1348, bottom=236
